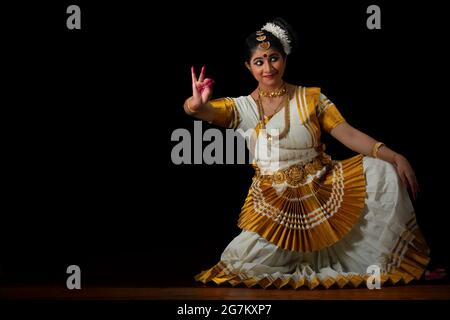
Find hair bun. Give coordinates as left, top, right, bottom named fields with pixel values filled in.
left=271, top=17, right=298, bottom=54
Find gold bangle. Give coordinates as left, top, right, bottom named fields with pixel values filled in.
left=184, top=97, right=197, bottom=114
left=372, top=142, right=385, bottom=158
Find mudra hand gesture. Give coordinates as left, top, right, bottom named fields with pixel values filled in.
left=187, top=66, right=214, bottom=113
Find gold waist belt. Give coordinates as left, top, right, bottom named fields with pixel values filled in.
left=254, top=153, right=333, bottom=185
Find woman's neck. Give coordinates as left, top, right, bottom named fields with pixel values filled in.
left=257, top=81, right=289, bottom=99
left=258, top=82, right=284, bottom=93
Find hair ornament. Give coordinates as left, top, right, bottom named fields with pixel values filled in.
left=261, top=22, right=292, bottom=55
left=255, top=30, right=271, bottom=50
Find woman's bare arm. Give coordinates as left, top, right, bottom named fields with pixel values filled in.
left=329, top=122, right=397, bottom=162
left=183, top=66, right=217, bottom=122
left=330, top=122, right=419, bottom=200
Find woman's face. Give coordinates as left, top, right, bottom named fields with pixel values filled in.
left=246, top=47, right=286, bottom=87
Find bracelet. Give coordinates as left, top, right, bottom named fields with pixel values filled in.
left=372, top=142, right=385, bottom=158
left=184, top=97, right=197, bottom=114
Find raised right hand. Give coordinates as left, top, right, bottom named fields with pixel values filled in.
left=189, top=66, right=214, bottom=112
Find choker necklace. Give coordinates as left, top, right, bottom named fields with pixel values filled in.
left=258, top=84, right=287, bottom=98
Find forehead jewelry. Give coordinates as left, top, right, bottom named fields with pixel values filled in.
left=256, top=30, right=270, bottom=50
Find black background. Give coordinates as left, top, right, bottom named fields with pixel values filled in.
left=1, top=0, right=449, bottom=287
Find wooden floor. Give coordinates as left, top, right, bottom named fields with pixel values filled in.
left=2, top=283, right=450, bottom=300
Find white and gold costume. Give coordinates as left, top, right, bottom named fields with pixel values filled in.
left=194, top=86, right=429, bottom=289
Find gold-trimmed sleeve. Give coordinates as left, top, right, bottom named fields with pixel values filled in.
left=316, top=93, right=346, bottom=133
left=208, top=97, right=241, bottom=129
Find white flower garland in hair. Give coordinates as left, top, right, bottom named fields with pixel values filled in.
left=261, top=22, right=292, bottom=55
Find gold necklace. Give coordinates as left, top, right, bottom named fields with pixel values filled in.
left=258, top=83, right=287, bottom=98
left=261, top=97, right=285, bottom=118
left=256, top=93, right=290, bottom=141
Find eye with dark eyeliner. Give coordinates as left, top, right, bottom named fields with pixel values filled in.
left=253, top=55, right=279, bottom=66
left=253, top=59, right=263, bottom=66
left=270, top=55, right=279, bottom=62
